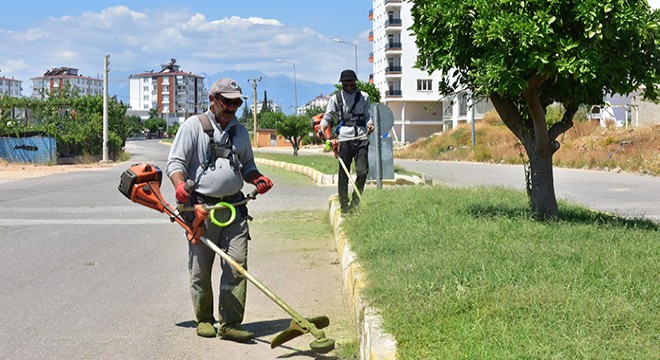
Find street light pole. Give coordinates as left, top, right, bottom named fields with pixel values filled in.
left=276, top=59, right=298, bottom=115
left=333, top=39, right=358, bottom=78
left=247, top=77, right=261, bottom=146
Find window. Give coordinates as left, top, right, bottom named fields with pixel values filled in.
left=417, top=79, right=432, bottom=92
left=459, top=93, right=469, bottom=116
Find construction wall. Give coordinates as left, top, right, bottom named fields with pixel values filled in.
left=254, top=128, right=289, bottom=148
left=0, top=136, right=57, bottom=164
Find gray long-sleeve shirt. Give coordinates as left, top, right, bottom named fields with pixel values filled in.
left=166, top=110, right=258, bottom=198
left=321, top=89, right=372, bottom=139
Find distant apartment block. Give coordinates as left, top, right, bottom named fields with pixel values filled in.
left=0, top=76, right=23, bottom=98
left=370, top=0, right=493, bottom=144
left=30, top=67, right=102, bottom=99
left=299, top=94, right=332, bottom=115
left=252, top=99, right=282, bottom=114
left=128, top=59, right=207, bottom=125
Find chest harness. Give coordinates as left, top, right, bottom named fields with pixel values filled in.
left=196, top=113, right=241, bottom=173
left=334, top=91, right=365, bottom=135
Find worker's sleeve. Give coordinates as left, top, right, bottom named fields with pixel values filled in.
left=235, top=126, right=259, bottom=179
left=363, top=92, right=373, bottom=126
left=166, top=121, right=195, bottom=179
left=320, top=94, right=339, bottom=129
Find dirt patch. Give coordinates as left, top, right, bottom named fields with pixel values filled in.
left=0, top=159, right=118, bottom=180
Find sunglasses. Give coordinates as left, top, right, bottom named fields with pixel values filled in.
left=215, top=95, right=243, bottom=108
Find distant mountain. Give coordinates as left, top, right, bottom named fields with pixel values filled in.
left=108, top=68, right=336, bottom=114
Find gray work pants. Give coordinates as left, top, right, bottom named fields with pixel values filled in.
left=187, top=205, right=249, bottom=326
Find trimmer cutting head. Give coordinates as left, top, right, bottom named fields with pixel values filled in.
left=271, top=316, right=335, bottom=353
left=309, top=337, right=336, bottom=354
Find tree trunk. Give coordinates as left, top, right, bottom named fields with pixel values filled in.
left=526, top=145, right=559, bottom=219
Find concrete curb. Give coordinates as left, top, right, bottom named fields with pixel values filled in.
left=328, top=195, right=398, bottom=360
left=255, top=157, right=427, bottom=359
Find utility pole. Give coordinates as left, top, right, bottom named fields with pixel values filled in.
left=102, top=54, right=110, bottom=162
left=248, top=77, right=261, bottom=146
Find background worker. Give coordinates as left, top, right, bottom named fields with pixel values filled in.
left=318, top=69, right=373, bottom=214
left=166, top=78, right=273, bottom=340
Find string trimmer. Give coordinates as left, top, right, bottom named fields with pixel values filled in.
left=324, top=137, right=367, bottom=202
left=118, top=163, right=336, bottom=354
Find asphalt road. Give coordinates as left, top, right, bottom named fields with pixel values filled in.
left=0, top=139, right=348, bottom=360
left=395, top=159, right=660, bottom=222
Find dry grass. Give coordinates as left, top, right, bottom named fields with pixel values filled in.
left=395, top=111, right=660, bottom=175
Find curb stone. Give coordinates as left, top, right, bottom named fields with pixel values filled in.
left=328, top=195, right=398, bottom=360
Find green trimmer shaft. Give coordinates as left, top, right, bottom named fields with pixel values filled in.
left=199, top=237, right=336, bottom=354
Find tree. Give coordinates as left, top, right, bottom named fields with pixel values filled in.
left=410, top=0, right=659, bottom=219
left=148, top=107, right=160, bottom=119
left=276, top=115, right=310, bottom=155
left=258, top=111, right=285, bottom=130
left=261, top=90, right=271, bottom=112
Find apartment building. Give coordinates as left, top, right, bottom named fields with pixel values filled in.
left=128, top=59, right=207, bottom=125
left=369, top=0, right=493, bottom=144
left=0, top=76, right=23, bottom=98
left=298, top=94, right=332, bottom=115
left=30, top=67, right=102, bottom=99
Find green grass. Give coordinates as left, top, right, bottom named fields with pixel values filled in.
left=342, top=186, right=659, bottom=359
left=255, top=151, right=339, bottom=174
left=254, top=150, right=421, bottom=177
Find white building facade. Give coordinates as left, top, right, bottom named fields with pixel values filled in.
left=128, top=59, right=207, bottom=125
left=0, top=76, right=23, bottom=98
left=370, top=0, right=493, bottom=144
left=30, top=67, right=102, bottom=99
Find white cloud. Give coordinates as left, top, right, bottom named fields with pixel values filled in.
left=0, top=6, right=368, bottom=96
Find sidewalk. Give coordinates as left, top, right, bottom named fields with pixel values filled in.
left=255, top=153, right=404, bottom=359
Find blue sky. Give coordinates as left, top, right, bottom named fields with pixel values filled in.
left=0, top=0, right=374, bottom=96
left=2, top=0, right=658, bottom=100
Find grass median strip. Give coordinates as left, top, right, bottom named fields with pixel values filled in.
left=341, top=186, right=659, bottom=359
left=254, top=150, right=418, bottom=177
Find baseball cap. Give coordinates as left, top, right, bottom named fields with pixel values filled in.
left=339, top=69, right=358, bottom=82
left=210, top=78, right=247, bottom=99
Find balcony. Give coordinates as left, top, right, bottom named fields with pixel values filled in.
left=385, top=18, right=402, bottom=28
left=385, top=0, right=402, bottom=5
left=386, top=90, right=402, bottom=97
left=368, top=30, right=373, bottom=41
left=368, top=9, right=373, bottom=20
left=385, top=42, right=403, bottom=52
left=369, top=52, right=374, bottom=63
left=385, top=66, right=403, bottom=75
left=369, top=74, right=374, bottom=84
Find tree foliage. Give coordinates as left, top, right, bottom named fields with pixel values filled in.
left=410, top=0, right=660, bottom=218
left=0, top=88, right=133, bottom=159
left=258, top=111, right=285, bottom=130
left=276, top=115, right=310, bottom=155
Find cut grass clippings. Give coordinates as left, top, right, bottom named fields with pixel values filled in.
left=341, top=186, right=659, bottom=359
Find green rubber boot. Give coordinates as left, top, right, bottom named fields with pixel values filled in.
left=196, top=322, right=217, bottom=338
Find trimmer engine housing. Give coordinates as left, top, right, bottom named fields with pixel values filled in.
left=118, top=163, right=162, bottom=199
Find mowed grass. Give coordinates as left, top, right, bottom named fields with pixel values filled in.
left=341, top=186, right=659, bottom=359
left=254, top=150, right=414, bottom=176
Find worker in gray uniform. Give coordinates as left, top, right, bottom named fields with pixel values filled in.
left=167, top=78, right=273, bottom=341
left=318, top=69, right=374, bottom=213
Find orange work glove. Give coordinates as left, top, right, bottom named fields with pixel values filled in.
left=187, top=204, right=208, bottom=244
left=331, top=139, right=339, bottom=158
left=252, top=175, right=273, bottom=194
left=175, top=182, right=191, bottom=203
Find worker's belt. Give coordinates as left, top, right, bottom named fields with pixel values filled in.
left=194, top=191, right=249, bottom=220
left=195, top=191, right=243, bottom=205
